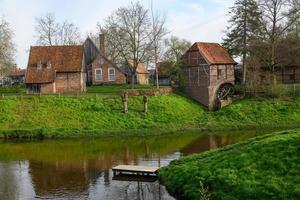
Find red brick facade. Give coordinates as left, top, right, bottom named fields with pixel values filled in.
left=87, top=55, right=126, bottom=85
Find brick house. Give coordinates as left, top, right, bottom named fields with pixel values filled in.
left=181, top=42, right=237, bottom=110
left=121, top=62, right=150, bottom=85
left=25, top=45, right=86, bottom=94
left=84, top=36, right=126, bottom=85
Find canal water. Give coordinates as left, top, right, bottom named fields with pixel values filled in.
left=0, top=130, right=270, bottom=200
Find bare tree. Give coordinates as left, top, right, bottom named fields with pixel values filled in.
left=163, top=36, right=191, bottom=85
left=87, top=23, right=123, bottom=64
left=35, top=13, right=81, bottom=46
left=35, top=13, right=59, bottom=46
left=58, top=21, right=81, bottom=45
left=0, top=17, right=15, bottom=77
left=150, top=0, right=168, bottom=89
left=259, top=0, right=300, bottom=84
left=164, top=36, right=191, bottom=62
left=103, top=1, right=153, bottom=88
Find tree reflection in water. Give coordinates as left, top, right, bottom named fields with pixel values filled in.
left=0, top=130, right=269, bottom=199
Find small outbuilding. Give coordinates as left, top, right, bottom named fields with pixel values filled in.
left=25, top=45, right=86, bottom=94
left=181, top=42, right=237, bottom=110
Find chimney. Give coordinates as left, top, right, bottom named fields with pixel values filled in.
left=99, top=34, right=105, bottom=55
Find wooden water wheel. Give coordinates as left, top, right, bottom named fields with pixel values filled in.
left=213, top=83, right=234, bottom=110
left=216, top=83, right=234, bottom=100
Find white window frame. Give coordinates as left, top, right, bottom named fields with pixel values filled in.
left=95, top=68, right=102, bottom=81
left=108, top=68, right=116, bottom=81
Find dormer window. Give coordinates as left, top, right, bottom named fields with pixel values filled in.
left=37, top=61, right=42, bottom=69
left=47, top=61, right=52, bottom=69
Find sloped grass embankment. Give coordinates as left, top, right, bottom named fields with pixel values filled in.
left=0, top=94, right=300, bottom=138
left=159, top=130, right=300, bottom=200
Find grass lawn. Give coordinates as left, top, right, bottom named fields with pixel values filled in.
left=159, top=130, right=300, bottom=200
left=0, top=94, right=299, bottom=138
left=0, top=86, right=26, bottom=94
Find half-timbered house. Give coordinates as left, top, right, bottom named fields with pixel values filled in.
left=182, top=42, right=237, bottom=110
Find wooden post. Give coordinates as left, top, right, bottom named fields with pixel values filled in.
left=143, top=95, right=148, bottom=113
left=121, top=92, right=128, bottom=113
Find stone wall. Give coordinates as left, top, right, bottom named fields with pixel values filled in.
left=122, top=87, right=173, bottom=96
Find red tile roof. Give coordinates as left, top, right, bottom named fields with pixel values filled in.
left=195, top=42, right=236, bottom=65
left=26, top=45, right=84, bottom=84
left=26, top=67, right=55, bottom=84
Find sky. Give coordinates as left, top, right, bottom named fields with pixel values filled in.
left=0, top=0, right=235, bottom=68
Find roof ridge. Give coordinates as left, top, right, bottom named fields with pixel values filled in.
left=31, top=45, right=83, bottom=48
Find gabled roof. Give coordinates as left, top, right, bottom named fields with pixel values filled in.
left=26, top=45, right=84, bottom=84
left=192, top=42, right=237, bottom=65
left=26, top=67, right=55, bottom=83
left=84, top=37, right=126, bottom=75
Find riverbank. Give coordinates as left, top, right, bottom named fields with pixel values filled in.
left=0, top=94, right=300, bottom=138
left=159, top=129, right=300, bottom=200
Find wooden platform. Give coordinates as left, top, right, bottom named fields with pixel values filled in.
left=112, top=165, right=159, bottom=176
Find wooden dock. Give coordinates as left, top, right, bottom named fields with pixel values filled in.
left=112, top=165, right=159, bottom=176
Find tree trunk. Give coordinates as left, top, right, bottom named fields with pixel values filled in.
left=131, top=73, right=135, bottom=89
left=155, top=47, right=159, bottom=89
left=242, top=2, right=247, bottom=86
left=155, top=64, right=159, bottom=89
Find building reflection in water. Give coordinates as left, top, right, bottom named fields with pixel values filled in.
left=28, top=150, right=177, bottom=199
left=0, top=131, right=264, bottom=200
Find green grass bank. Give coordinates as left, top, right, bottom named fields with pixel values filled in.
left=159, top=130, right=300, bottom=200
left=0, top=94, right=300, bottom=138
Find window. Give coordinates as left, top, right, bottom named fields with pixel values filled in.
left=37, top=61, right=42, bottom=69
left=217, top=66, right=222, bottom=80
left=95, top=68, right=102, bottom=81
left=108, top=68, right=115, bottom=81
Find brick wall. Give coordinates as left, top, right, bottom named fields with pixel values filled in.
left=182, top=64, right=235, bottom=108
left=91, top=56, right=126, bottom=85
left=55, top=72, right=85, bottom=93
left=40, top=82, right=55, bottom=93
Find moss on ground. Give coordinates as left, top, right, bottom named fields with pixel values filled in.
left=159, top=130, right=300, bottom=200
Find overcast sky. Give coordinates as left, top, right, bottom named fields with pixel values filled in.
left=0, top=0, right=235, bottom=68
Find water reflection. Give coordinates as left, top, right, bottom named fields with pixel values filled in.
left=0, top=130, right=270, bottom=200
